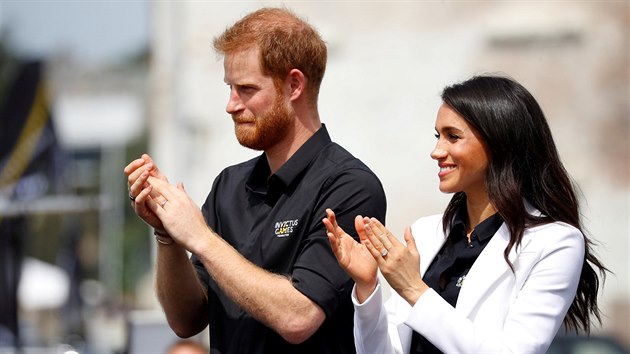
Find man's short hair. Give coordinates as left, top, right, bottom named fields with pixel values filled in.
left=214, top=7, right=327, bottom=103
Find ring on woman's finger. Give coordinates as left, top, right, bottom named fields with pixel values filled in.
left=380, top=248, right=388, bottom=257
left=161, top=199, right=168, bottom=207
left=128, top=193, right=136, bottom=202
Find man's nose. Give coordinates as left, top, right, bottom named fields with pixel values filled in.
left=226, top=89, right=243, bottom=114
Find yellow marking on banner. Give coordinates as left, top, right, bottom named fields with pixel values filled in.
left=0, top=83, right=49, bottom=188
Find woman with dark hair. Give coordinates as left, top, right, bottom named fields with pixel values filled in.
left=323, top=75, right=606, bottom=354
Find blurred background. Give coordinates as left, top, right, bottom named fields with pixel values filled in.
left=0, top=1, right=627, bottom=353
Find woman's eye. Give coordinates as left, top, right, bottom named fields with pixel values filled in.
left=448, top=133, right=460, bottom=140
left=434, top=133, right=440, bottom=139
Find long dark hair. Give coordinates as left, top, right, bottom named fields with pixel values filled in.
left=440, top=75, right=607, bottom=334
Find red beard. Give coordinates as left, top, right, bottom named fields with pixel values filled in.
left=233, top=93, right=293, bottom=151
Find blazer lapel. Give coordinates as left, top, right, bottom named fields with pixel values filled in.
left=416, top=216, right=447, bottom=275
left=456, top=202, right=540, bottom=317
left=400, top=216, right=447, bottom=354
left=455, top=223, right=514, bottom=317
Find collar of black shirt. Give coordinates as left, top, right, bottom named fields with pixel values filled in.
left=246, top=124, right=331, bottom=192
left=450, top=204, right=504, bottom=244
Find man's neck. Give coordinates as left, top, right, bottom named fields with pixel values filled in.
left=265, top=122, right=320, bottom=174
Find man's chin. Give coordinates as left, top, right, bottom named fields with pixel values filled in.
left=237, top=142, right=259, bottom=151
left=236, top=134, right=266, bottom=151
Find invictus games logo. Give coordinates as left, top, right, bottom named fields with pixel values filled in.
left=274, top=219, right=299, bottom=238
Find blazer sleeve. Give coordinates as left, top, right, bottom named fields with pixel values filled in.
left=352, top=214, right=443, bottom=354
left=404, top=222, right=585, bottom=354
left=352, top=281, right=405, bottom=354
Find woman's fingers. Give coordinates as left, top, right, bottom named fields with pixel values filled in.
left=369, top=217, right=403, bottom=250
left=363, top=222, right=389, bottom=261
left=323, top=209, right=338, bottom=237
left=403, top=226, right=419, bottom=257
left=362, top=235, right=384, bottom=261
left=322, top=209, right=342, bottom=255
left=380, top=233, right=393, bottom=250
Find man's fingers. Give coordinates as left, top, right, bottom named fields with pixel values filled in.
left=134, top=185, right=152, bottom=204
left=123, top=157, right=144, bottom=175
left=144, top=192, right=163, bottom=216
left=147, top=176, right=175, bottom=199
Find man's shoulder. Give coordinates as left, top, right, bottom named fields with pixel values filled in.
left=218, top=155, right=261, bottom=176
left=309, top=142, right=385, bottom=197
left=318, top=142, right=373, bottom=172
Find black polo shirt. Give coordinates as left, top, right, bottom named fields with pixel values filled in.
left=411, top=205, right=504, bottom=354
left=191, top=125, right=386, bottom=354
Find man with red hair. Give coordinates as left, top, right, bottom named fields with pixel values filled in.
left=125, top=7, right=386, bottom=353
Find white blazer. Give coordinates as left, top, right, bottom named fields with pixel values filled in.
left=352, top=208, right=584, bottom=354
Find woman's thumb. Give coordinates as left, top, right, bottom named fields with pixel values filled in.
left=404, top=226, right=418, bottom=253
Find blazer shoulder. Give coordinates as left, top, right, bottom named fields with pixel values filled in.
left=522, top=221, right=585, bottom=256
left=410, top=214, right=443, bottom=233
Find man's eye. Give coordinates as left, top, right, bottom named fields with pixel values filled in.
left=239, top=86, right=256, bottom=93
left=434, top=133, right=439, bottom=139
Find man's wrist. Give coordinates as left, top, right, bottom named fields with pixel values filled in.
left=154, top=229, right=174, bottom=245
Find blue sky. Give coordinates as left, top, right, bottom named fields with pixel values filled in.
left=0, top=1, right=149, bottom=64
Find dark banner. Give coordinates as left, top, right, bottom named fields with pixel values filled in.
left=1, top=60, right=60, bottom=200
left=0, top=60, right=61, bottom=347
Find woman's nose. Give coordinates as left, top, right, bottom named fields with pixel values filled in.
left=430, top=145, right=447, bottom=160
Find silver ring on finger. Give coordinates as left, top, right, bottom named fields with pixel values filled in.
left=380, top=248, right=388, bottom=257
left=161, top=199, right=168, bottom=207
left=129, top=193, right=136, bottom=202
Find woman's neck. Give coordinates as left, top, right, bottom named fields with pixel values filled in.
left=465, top=194, right=497, bottom=231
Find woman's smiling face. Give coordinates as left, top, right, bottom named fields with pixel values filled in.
left=430, top=103, right=491, bottom=199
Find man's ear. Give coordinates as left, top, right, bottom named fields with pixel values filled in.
left=286, top=69, right=306, bottom=101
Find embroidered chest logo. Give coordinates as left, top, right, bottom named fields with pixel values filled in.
left=274, top=219, right=299, bottom=238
